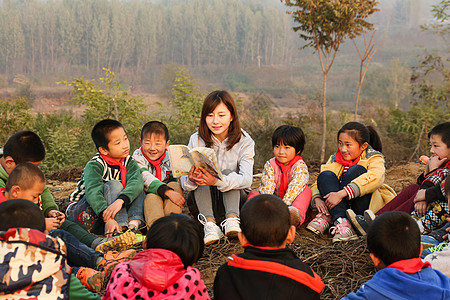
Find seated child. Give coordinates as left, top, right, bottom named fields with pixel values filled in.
left=248, top=125, right=312, bottom=227
left=1, top=162, right=45, bottom=204
left=306, top=122, right=396, bottom=242
left=132, top=121, right=185, bottom=227
left=103, top=213, right=210, bottom=300
left=341, top=211, right=450, bottom=300
left=214, top=194, right=324, bottom=300
left=67, top=119, right=145, bottom=236
left=0, top=199, right=99, bottom=299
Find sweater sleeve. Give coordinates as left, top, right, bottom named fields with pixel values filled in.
left=282, top=162, right=309, bottom=206
left=41, top=185, right=59, bottom=217
left=83, top=161, right=109, bottom=215
left=258, top=161, right=276, bottom=195
left=346, top=155, right=385, bottom=198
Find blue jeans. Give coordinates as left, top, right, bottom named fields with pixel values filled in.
left=67, top=180, right=144, bottom=234
left=49, top=229, right=102, bottom=269
left=317, top=165, right=371, bottom=222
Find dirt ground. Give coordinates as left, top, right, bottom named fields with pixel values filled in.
left=47, top=162, right=423, bottom=299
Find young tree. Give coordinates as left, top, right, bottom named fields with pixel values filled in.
left=281, top=0, right=379, bottom=161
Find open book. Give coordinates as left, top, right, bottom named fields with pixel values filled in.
left=168, top=145, right=223, bottom=180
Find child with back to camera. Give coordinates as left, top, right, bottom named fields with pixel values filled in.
left=307, top=122, right=396, bottom=242
left=132, top=121, right=185, bottom=227
left=103, top=213, right=210, bottom=300
left=247, top=125, right=312, bottom=227
left=180, top=90, right=255, bottom=245
left=214, top=194, right=324, bottom=300
left=341, top=211, right=450, bottom=300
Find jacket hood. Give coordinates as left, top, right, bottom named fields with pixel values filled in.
left=129, top=248, right=185, bottom=291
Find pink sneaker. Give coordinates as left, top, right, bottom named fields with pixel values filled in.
left=331, top=217, right=358, bottom=242
left=306, top=213, right=332, bottom=234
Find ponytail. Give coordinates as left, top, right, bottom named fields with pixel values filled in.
left=367, top=125, right=382, bottom=152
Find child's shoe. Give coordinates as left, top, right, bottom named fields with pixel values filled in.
left=427, top=222, right=450, bottom=243
left=363, top=209, right=376, bottom=227
left=346, top=209, right=369, bottom=236
left=421, top=235, right=441, bottom=249
left=411, top=215, right=426, bottom=234
left=94, top=230, right=137, bottom=253
left=76, top=267, right=105, bottom=293
left=288, top=206, right=301, bottom=227
left=421, top=241, right=448, bottom=258
left=306, top=212, right=332, bottom=234
left=198, top=214, right=224, bottom=245
left=96, top=249, right=137, bottom=276
left=331, top=217, right=358, bottom=242
left=221, top=217, right=241, bottom=238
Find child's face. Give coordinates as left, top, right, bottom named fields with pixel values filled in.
left=12, top=181, right=45, bottom=205
left=101, top=127, right=130, bottom=161
left=274, top=143, right=297, bottom=165
left=141, top=133, right=169, bottom=161
left=205, top=102, right=233, bottom=142
left=338, top=132, right=368, bottom=161
left=429, top=134, right=450, bottom=161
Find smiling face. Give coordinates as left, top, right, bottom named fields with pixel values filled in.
left=274, top=143, right=297, bottom=165
left=205, top=102, right=233, bottom=142
left=429, top=134, right=450, bottom=161
left=100, top=127, right=130, bottom=161
left=141, top=133, right=169, bottom=161
left=338, top=131, right=368, bottom=161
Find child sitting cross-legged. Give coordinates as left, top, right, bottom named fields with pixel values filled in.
left=248, top=125, right=312, bottom=227
left=342, top=211, right=450, bottom=300
left=214, top=194, right=324, bottom=300
left=103, top=213, right=210, bottom=300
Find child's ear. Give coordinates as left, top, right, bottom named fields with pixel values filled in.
left=4, top=156, right=16, bottom=174
left=361, top=142, right=369, bottom=151
left=285, top=225, right=296, bottom=244
left=369, top=253, right=385, bottom=270
left=10, top=185, right=21, bottom=199
left=238, top=232, right=248, bottom=247
left=98, top=146, right=109, bottom=156
left=166, top=140, right=170, bottom=148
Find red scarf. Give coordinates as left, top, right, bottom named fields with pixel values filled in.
left=275, top=155, right=302, bottom=199
left=387, top=257, right=431, bottom=273
left=334, top=149, right=361, bottom=167
left=100, top=154, right=127, bottom=188
left=141, top=147, right=166, bottom=180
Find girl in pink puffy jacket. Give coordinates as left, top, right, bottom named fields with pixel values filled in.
left=103, top=214, right=210, bottom=300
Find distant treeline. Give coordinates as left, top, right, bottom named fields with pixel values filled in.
left=0, top=0, right=297, bottom=76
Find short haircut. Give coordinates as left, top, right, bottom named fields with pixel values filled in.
left=5, top=162, right=45, bottom=192
left=91, top=119, right=124, bottom=151
left=3, top=131, right=45, bottom=164
left=272, top=125, right=306, bottom=155
left=141, top=121, right=169, bottom=141
left=240, top=194, right=291, bottom=247
left=367, top=211, right=420, bottom=266
left=0, top=199, right=46, bottom=232
left=145, top=214, right=204, bottom=268
left=428, top=122, right=450, bottom=148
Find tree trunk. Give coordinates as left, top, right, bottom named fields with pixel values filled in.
left=321, top=71, right=328, bottom=162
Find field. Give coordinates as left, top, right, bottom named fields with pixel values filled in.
left=47, top=162, right=422, bottom=299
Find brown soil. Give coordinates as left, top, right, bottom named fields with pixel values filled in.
left=46, top=162, right=423, bottom=299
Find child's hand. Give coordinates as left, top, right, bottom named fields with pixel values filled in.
left=103, top=199, right=124, bottom=222
left=324, top=190, right=347, bottom=210
left=104, top=219, right=120, bottom=237
left=166, top=189, right=186, bottom=208
left=314, top=198, right=329, bottom=215
left=413, top=189, right=426, bottom=203
left=426, top=155, right=448, bottom=173
left=196, top=167, right=218, bottom=186
left=414, top=201, right=429, bottom=215
left=188, top=166, right=203, bottom=185
left=45, top=217, right=61, bottom=231
left=48, top=210, right=65, bottom=225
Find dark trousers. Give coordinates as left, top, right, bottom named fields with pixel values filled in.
left=317, top=165, right=371, bottom=222
left=376, top=184, right=419, bottom=215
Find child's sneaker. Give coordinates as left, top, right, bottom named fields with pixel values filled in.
left=97, top=249, right=137, bottom=277
left=421, top=235, right=441, bottom=249
left=306, top=212, right=332, bottom=234
left=94, top=230, right=137, bottom=253
left=221, top=217, right=241, bottom=238
left=198, top=214, right=224, bottom=245
left=288, top=206, right=301, bottom=227
left=76, top=267, right=105, bottom=293
left=421, top=241, right=448, bottom=258
left=331, top=217, right=358, bottom=242
left=363, top=209, right=376, bottom=227
left=346, top=209, right=369, bottom=236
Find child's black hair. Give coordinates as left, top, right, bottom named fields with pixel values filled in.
left=428, top=122, right=450, bottom=148
left=141, top=121, right=169, bottom=141
left=367, top=211, right=420, bottom=266
left=338, top=122, right=382, bottom=152
left=240, top=194, right=291, bottom=247
left=91, top=119, right=124, bottom=151
left=444, top=178, right=450, bottom=197
left=272, top=125, right=306, bottom=155
left=5, top=162, right=45, bottom=192
left=0, top=199, right=46, bottom=232
left=3, top=131, right=45, bottom=164
left=145, top=214, right=204, bottom=268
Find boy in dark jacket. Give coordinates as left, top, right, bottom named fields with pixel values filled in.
left=342, top=211, right=450, bottom=300
left=214, top=194, right=324, bottom=300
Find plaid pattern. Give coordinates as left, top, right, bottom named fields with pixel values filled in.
left=412, top=201, right=450, bottom=230
left=422, top=166, right=450, bottom=197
